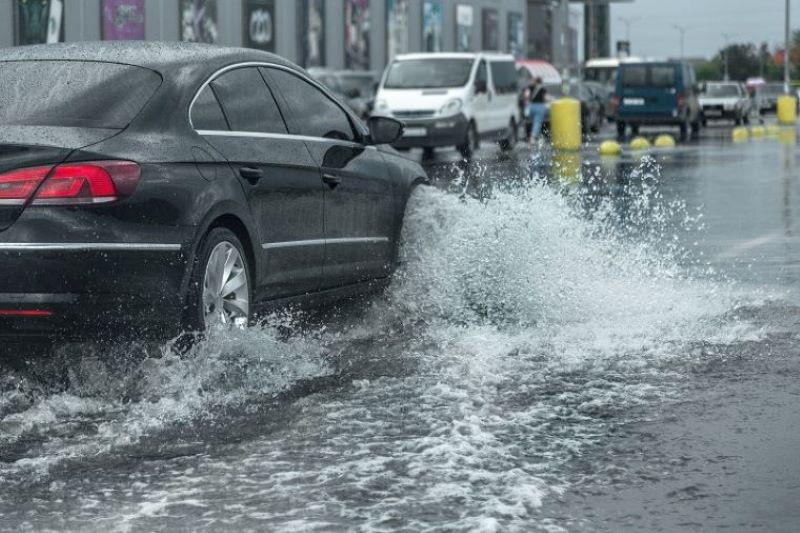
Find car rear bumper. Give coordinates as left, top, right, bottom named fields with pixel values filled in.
left=616, top=113, right=687, bottom=125
left=0, top=211, right=192, bottom=342
left=392, top=113, right=469, bottom=148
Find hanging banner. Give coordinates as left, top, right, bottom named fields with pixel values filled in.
left=102, top=0, right=145, bottom=41
left=482, top=8, right=499, bottom=51
left=14, top=0, right=63, bottom=45
left=422, top=0, right=443, bottom=52
left=180, top=0, right=218, bottom=43
left=344, top=0, right=370, bottom=70
left=455, top=4, right=473, bottom=52
left=299, top=0, right=325, bottom=67
left=243, top=0, right=275, bottom=51
left=507, top=12, right=524, bottom=58
left=386, top=0, right=409, bottom=62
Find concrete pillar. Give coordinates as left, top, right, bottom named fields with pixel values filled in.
left=326, top=0, right=344, bottom=69
left=275, top=0, right=298, bottom=63
left=145, top=0, right=179, bottom=41
left=65, top=0, right=101, bottom=41
left=216, top=0, right=242, bottom=47
left=0, top=2, right=13, bottom=48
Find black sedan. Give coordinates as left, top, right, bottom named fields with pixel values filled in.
left=0, top=42, right=425, bottom=343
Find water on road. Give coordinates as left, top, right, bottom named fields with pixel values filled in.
left=1, top=130, right=799, bottom=532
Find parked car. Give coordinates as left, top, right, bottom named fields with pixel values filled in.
left=374, top=53, right=520, bottom=159
left=613, top=60, right=701, bottom=141
left=755, top=82, right=785, bottom=114
left=699, top=81, right=751, bottom=125
left=583, top=81, right=610, bottom=125
left=543, top=81, right=604, bottom=135
left=309, top=68, right=379, bottom=119
left=0, top=42, right=424, bottom=344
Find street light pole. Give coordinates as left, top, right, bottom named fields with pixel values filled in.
left=673, top=24, right=688, bottom=59
left=722, top=32, right=735, bottom=81
left=618, top=16, right=639, bottom=42
left=785, top=0, right=791, bottom=94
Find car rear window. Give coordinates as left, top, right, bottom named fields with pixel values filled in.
left=621, top=64, right=677, bottom=89
left=621, top=66, right=648, bottom=87
left=651, top=66, right=676, bottom=87
left=0, top=60, right=161, bottom=129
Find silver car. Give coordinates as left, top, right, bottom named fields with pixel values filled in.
left=699, top=82, right=750, bottom=125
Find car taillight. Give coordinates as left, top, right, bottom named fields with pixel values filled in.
left=0, top=161, right=140, bottom=207
left=677, top=93, right=687, bottom=108
left=0, top=166, right=52, bottom=205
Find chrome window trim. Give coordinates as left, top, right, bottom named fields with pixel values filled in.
left=196, top=129, right=365, bottom=148
left=261, top=237, right=389, bottom=250
left=188, top=61, right=368, bottom=140
left=0, top=243, right=182, bottom=252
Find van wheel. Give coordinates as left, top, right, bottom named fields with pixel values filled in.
left=458, top=122, right=478, bottom=160
left=499, top=118, right=517, bottom=151
left=616, top=121, right=626, bottom=139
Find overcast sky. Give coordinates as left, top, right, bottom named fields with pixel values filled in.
left=606, top=0, right=800, bottom=60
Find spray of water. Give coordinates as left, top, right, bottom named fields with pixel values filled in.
left=0, top=158, right=777, bottom=531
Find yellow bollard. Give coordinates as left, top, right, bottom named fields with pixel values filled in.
left=766, top=124, right=781, bottom=137
left=750, top=125, right=766, bottom=138
left=629, top=136, right=651, bottom=151
left=654, top=134, right=676, bottom=148
left=779, top=127, right=796, bottom=145
left=777, top=95, right=797, bottom=125
left=732, top=127, right=749, bottom=142
left=598, top=140, right=622, bottom=156
left=551, top=151, right=582, bottom=185
left=550, top=97, right=582, bottom=151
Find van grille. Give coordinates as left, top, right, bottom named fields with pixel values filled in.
left=393, top=110, right=436, bottom=119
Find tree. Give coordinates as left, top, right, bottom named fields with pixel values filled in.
left=713, top=43, right=760, bottom=81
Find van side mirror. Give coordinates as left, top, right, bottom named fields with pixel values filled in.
left=475, top=79, right=487, bottom=94
left=367, top=116, right=403, bottom=145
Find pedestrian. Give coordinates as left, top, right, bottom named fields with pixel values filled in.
left=527, top=77, right=547, bottom=143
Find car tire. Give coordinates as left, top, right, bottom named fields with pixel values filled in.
left=458, top=122, right=478, bottom=160
left=743, top=114, right=750, bottom=125
left=499, top=118, right=517, bottom=151
left=735, top=115, right=742, bottom=126
left=184, top=227, right=252, bottom=333
left=679, top=120, right=689, bottom=142
left=616, top=121, right=626, bottom=139
left=422, top=147, right=435, bottom=160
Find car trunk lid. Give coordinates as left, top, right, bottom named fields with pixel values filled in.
left=0, top=126, right=121, bottom=231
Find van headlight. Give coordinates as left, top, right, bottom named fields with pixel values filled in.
left=375, top=99, right=390, bottom=113
left=438, top=98, right=463, bottom=117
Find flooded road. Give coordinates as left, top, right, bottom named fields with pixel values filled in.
left=2, top=127, right=799, bottom=532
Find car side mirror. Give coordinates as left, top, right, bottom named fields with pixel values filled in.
left=367, top=116, right=403, bottom=145
left=475, top=80, right=487, bottom=94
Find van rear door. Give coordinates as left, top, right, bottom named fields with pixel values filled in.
left=619, top=64, right=679, bottom=117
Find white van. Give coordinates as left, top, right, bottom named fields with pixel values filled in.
left=374, top=53, right=520, bottom=159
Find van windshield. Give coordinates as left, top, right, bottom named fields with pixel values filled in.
left=384, top=59, right=474, bottom=89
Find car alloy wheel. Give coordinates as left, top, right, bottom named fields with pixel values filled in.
left=202, top=241, right=249, bottom=329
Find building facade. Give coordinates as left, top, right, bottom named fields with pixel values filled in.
left=0, top=0, right=528, bottom=72
left=526, top=0, right=579, bottom=71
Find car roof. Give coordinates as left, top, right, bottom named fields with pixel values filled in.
left=0, top=41, right=298, bottom=75
left=394, top=52, right=514, bottom=61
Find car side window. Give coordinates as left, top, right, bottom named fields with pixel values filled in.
left=263, top=67, right=356, bottom=142
left=210, top=67, right=287, bottom=134
left=475, top=60, right=487, bottom=90
left=192, top=85, right=229, bottom=130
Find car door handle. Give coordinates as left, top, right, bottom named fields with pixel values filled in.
left=239, top=167, right=263, bottom=183
left=322, top=173, right=342, bottom=188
